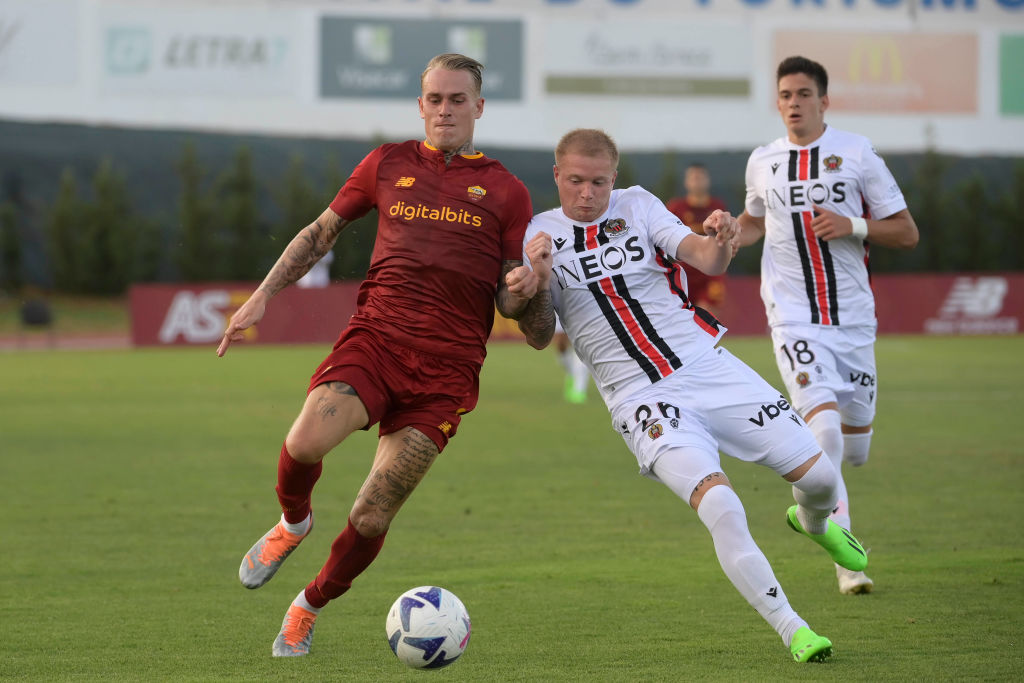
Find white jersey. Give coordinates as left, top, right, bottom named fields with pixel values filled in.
left=526, top=186, right=726, bottom=411
left=744, top=125, right=907, bottom=328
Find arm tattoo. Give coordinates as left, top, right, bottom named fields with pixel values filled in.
left=258, top=211, right=348, bottom=298
left=495, top=259, right=529, bottom=319
left=517, top=287, right=556, bottom=349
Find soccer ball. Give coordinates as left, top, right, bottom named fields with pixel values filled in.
left=385, top=586, right=471, bottom=669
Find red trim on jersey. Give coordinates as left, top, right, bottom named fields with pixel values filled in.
left=585, top=224, right=600, bottom=250
left=597, top=277, right=674, bottom=376
left=799, top=149, right=810, bottom=181
left=801, top=211, right=833, bottom=325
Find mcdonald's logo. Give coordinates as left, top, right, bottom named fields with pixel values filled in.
left=848, top=37, right=903, bottom=84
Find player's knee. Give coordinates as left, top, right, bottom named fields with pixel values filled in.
left=843, top=430, right=872, bottom=467
left=349, top=506, right=390, bottom=538
left=284, top=431, right=329, bottom=464
left=790, top=454, right=838, bottom=512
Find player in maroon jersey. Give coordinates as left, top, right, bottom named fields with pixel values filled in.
left=665, top=163, right=730, bottom=314
left=217, top=53, right=536, bottom=657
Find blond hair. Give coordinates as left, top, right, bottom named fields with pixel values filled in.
left=555, top=129, right=619, bottom=167
left=421, top=53, right=484, bottom=96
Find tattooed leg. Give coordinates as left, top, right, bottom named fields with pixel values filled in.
left=285, top=381, right=370, bottom=463
left=350, top=427, right=440, bottom=537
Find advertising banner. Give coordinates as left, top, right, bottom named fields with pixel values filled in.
left=544, top=19, right=751, bottom=97
left=0, top=0, right=77, bottom=86
left=1000, top=34, right=1024, bottom=115
left=131, top=283, right=360, bottom=347
left=133, top=274, right=1023, bottom=347
left=320, top=15, right=522, bottom=100
left=773, top=31, right=978, bottom=113
left=99, top=5, right=299, bottom=96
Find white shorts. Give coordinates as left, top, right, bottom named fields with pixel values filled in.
left=769, top=323, right=877, bottom=427
left=610, top=347, right=822, bottom=499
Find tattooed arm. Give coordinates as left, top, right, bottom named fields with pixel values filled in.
left=511, top=232, right=556, bottom=350
left=217, top=207, right=349, bottom=356
left=496, top=259, right=532, bottom=320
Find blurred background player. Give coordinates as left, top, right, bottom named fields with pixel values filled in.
left=553, top=314, right=590, bottom=404
left=665, top=163, right=729, bottom=315
left=218, top=53, right=536, bottom=657
left=511, top=128, right=868, bottom=663
left=736, top=56, right=919, bottom=595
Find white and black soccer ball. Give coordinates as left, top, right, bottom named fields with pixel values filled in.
left=385, top=586, right=471, bottom=669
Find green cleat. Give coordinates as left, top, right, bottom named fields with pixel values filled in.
left=786, top=505, right=867, bottom=572
left=563, top=377, right=587, bottom=404
left=790, top=626, right=833, bottom=663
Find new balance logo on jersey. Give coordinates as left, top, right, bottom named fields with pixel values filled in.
left=748, top=396, right=800, bottom=427
left=394, top=177, right=416, bottom=188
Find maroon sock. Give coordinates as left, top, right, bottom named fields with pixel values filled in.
left=304, top=519, right=387, bottom=608
left=275, top=444, right=322, bottom=525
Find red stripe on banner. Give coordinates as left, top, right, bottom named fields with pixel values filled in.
left=585, top=224, right=600, bottom=250
left=799, top=149, right=809, bottom=180
left=598, top=278, right=673, bottom=376
left=801, top=211, right=832, bottom=325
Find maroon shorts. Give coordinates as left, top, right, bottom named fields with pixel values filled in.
left=308, top=326, right=481, bottom=452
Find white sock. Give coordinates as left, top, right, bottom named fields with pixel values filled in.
left=281, top=512, right=311, bottom=536
left=293, top=589, right=321, bottom=614
left=557, top=349, right=573, bottom=373
left=569, top=352, right=589, bottom=394
left=697, top=486, right=807, bottom=645
left=806, top=410, right=850, bottom=530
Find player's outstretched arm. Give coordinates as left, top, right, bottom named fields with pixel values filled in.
left=735, top=211, right=766, bottom=248
left=676, top=210, right=736, bottom=276
left=217, top=207, right=349, bottom=357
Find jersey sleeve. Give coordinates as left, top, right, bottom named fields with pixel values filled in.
left=328, top=146, right=384, bottom=221
left=859, top=140, right=907, bottom=219
left=743, top=150, right=766, bottom=218
left=501, top=179, right=533, bottom=261
left=643, top=188, right=691, bottom=256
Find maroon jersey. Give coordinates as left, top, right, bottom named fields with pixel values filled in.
left=329, top=140, right=531, bottom=364
left=665, top=195, right=730, bottom=308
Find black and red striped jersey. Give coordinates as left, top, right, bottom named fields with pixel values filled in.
left=743, top=125, right=906, bottom=328
left=526, top=186, right=726, bottom=409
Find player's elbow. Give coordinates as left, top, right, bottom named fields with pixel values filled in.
left=899, top=226, right=920, bottom=250
left=525, top=333, right=552, bottom=350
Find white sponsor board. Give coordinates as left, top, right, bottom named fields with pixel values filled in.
left=543, top=19, right=751, bottom=97
left=0, top=0, right=78, bottom=85
left=98, top=4, right=299, bottom=96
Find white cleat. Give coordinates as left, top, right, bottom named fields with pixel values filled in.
left=836, top=564, right=874, bottom=594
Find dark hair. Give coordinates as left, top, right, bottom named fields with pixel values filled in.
left=421, top=53, right=484, bottom=96
left=777, top=56, right=828, bottom=96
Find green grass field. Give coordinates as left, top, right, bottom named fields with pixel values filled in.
left=1, top=336, right=1022, bottom=681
